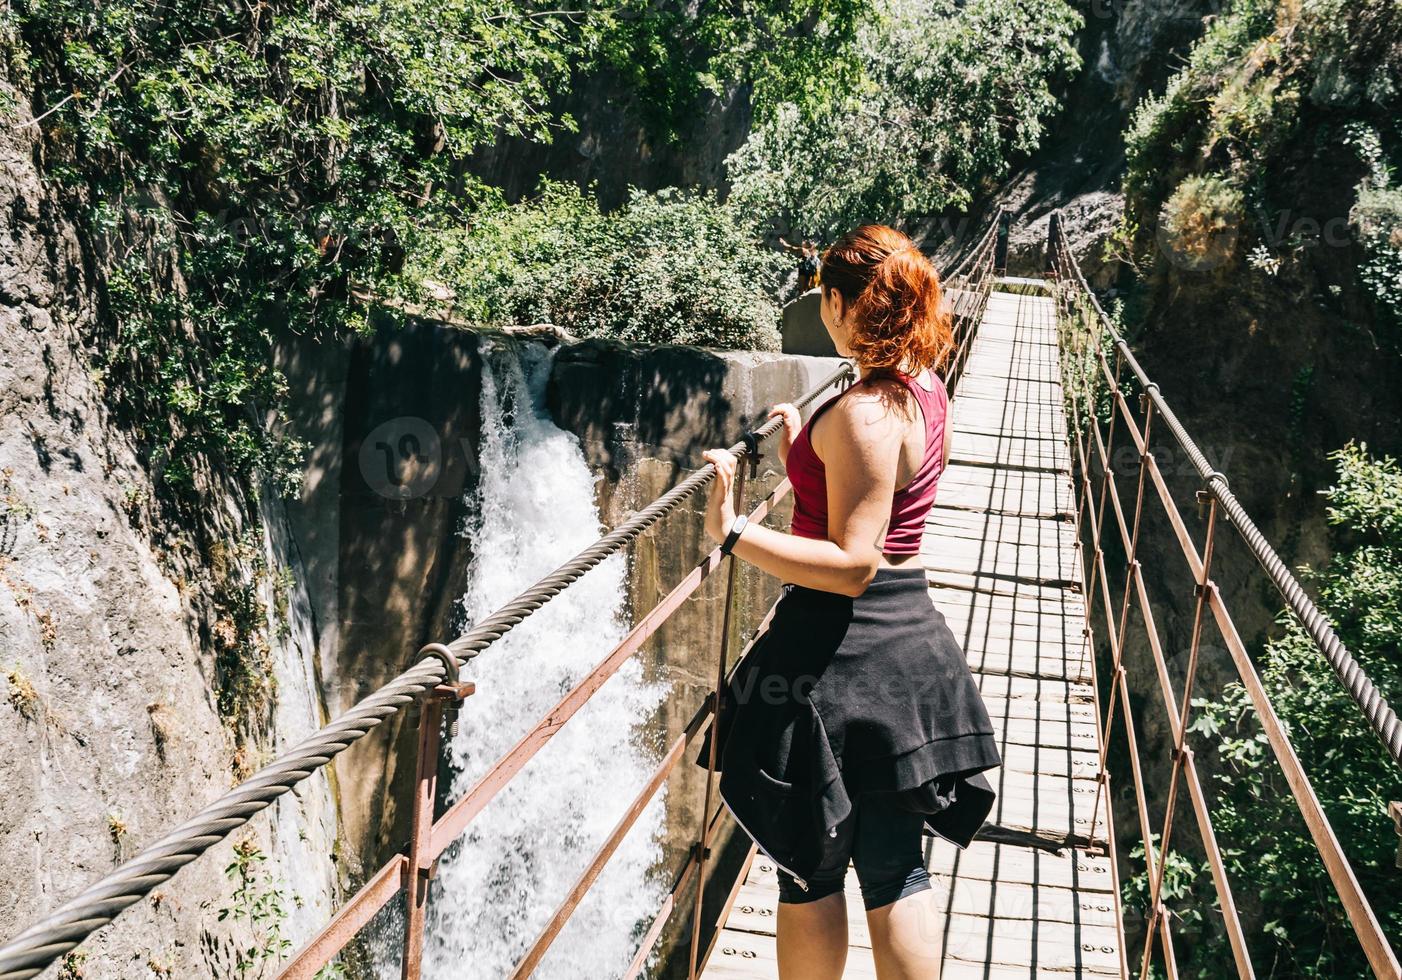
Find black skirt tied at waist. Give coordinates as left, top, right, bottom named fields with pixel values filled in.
left=694, top=565, right=1002, bottom=884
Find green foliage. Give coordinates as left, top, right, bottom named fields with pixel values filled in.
left=1057, top=289, right=1121, bottom=437
left=1350, top=184, right=1402, bottom=329
left=6, top=0, right=593, bottom=496
left=1124, top=0, right=1301, bottom=209
left=405, top=182, right=787, bottom=350
left=588, top=0, right=872, bottom=142
left=1123, top=835, right=1217, bottom=962
left=725, top=0, right=1082, bottom=241
left=4, top=0, right=880, bottom=498
left=218, top=838, right=292, bottom=978
left=1121, top=0, right=1402, bottom=311
left=1158, top=175, right=1246, bottom=271
left=207, top=530, right=293, bottom=757
left=1169, top=443, right=1402, bottom=976
left=55, top=952, right=87, bottom=980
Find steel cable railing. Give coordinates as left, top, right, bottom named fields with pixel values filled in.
left=943, top=205, right=1006, bottom=282
left=0, top=210, right=1004, bottom=980
left=1049, top=210, right=1401, bottom=979
left=1052, top=215, right=1402, bottom=771
left=941, top=207, right=1003, bottom=391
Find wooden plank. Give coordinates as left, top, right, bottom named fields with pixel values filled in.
left=942, top=914, right=1122, bottom=975
left=925, top=508, right=1079, bottom=551
left=950, top=395, right=1068, bottom=430
left=970, top=673, right=1096, bottom=706
left=927, top=840, right=1116, bottom=893
left=945, top=601, right=1090, bottom=633
left=921, top=536, right=1081, bottom=591
left=704, top=927, right=879, bottom=978
left=936, top=466, right=1076, bottom=520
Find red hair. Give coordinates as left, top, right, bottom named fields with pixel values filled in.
left=819, top=225, right=952, bottom=377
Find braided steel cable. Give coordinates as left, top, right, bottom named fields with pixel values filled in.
left=1049, top=213, right=1402, bottom=771
left=0, top=360, right=856, bottom=980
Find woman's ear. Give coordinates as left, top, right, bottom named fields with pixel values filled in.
left=825, top=287, right=844, bottom=325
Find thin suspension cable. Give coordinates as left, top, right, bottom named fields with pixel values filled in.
left=945, top=206, right=1004, bottom=282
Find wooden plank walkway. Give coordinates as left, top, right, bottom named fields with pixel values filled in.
left=703, top=286, right=1126, bottom=979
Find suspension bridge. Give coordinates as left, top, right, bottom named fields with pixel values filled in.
left=1, top=213, right=1398, bottom=980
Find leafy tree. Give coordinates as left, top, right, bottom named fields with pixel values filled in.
left=3, top=0, right=863, bottom=494
left=725, top=0, right=1082, bottom=241
left=3, top=0, right=603, bottom=491
left=589, top=0, right=873, bottom=143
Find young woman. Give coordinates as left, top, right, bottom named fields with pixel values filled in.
left=697, top=224, right=1002, bottom=979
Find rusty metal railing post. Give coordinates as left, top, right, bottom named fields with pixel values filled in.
left=1137, top=493, right=1218, bottom=980
left=401, top=695, right=443, bottom=980
left=687, top=446, right=753, bottom=978
left=401, top=666, right=475, bottom=980
left=1052, top=217, right=1402, bottom=979
left=1088, top=398, right=1157, bottom=851
left=1391, top=802, right=1402, bottom=870
left=995, top=207, right=1011, bottom=275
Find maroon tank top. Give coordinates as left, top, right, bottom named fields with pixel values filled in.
left=786, top=369, right=949, bottom=555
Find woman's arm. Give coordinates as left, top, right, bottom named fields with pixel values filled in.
left=768, top=402, right=802, bottom=467
left=703, top=387, right=904, bottom=597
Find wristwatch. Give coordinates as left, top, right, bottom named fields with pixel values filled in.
left=720, top=514, right=748, bottom=555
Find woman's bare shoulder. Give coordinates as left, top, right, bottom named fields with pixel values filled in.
left=813, top=380, right=910, bottom=452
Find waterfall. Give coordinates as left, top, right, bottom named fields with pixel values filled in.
left=418, top=339, right=668, bottom=978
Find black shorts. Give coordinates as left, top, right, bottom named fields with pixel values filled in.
left=774, top=789, right=932, bottom=911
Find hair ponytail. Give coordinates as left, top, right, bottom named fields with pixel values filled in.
left=819, top=225, right=952, bottom=377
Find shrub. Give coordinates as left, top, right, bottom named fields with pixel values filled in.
left=405, top=183, right=787, bottom=350
left=1156, top=175, right=1246, bottom=272
left=6, top=665, right=39, bottom=720
left=1351, top=185, right=1402, bottom=328
left=218, top=839, right=293, bottom=978
left=1121, top=0, right=1402, bottom=280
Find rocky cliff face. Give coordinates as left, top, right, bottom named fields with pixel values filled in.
left=274, top=315, right=490, bottom=870
left=0, top=81, right=341, bottom=976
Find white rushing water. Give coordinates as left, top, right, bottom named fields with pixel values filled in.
left=418, top=340, right=668, bottom=978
